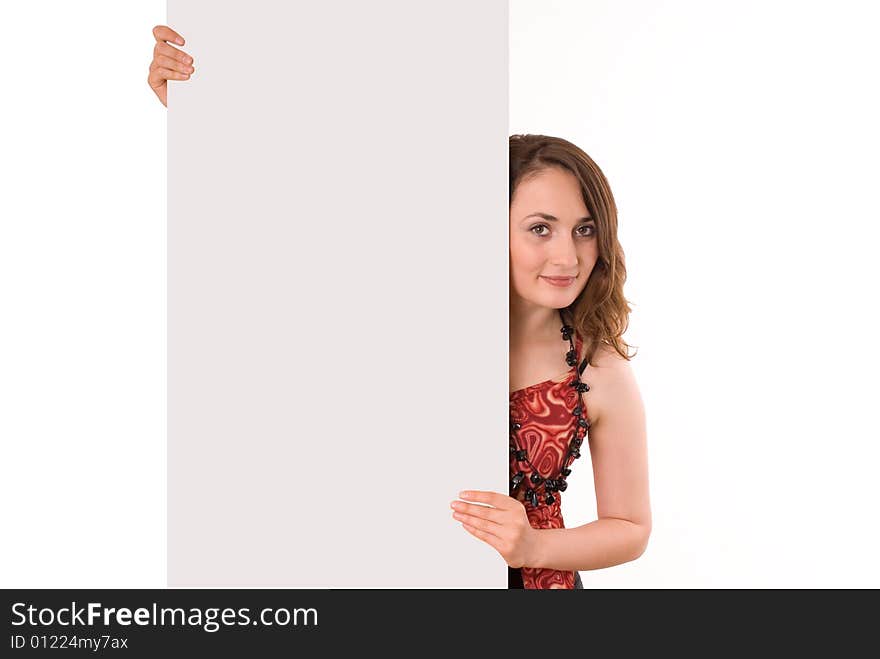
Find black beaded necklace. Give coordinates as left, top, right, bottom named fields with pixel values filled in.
left=509, top=308, right=591, bottom=508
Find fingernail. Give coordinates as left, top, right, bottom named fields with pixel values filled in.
left=176, top=38, right=184, bottom=45
left=459, top=491, right=470, bottom=498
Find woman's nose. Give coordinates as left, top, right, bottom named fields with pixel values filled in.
left=550, top=238, right=578, bottom=267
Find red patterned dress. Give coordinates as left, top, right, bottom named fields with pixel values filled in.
left=509, top=332, right=588, bottom=589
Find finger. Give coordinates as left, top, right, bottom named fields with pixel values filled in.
left=149, top=66, right=190, bottom=85
left=154, top=41, right=194, bottom=67
left=452, top=510, right=502, bottom=532
left=153, top=25, right=185, bottom=46
left=460, top=523, right=505, bottom=554
left=458, top=490, right=512, bottom=509
left=154, top=53, right=194, bottom=75
left=450, top=501, right=503, bottom=523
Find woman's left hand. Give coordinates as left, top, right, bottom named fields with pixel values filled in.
left=450, top=490, right=542, bottom=569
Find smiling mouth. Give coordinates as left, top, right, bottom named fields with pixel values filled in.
left=540, top=276, right=576, bottom=286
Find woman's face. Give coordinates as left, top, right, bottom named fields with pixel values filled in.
left=509, top=166, right=599, bottom=311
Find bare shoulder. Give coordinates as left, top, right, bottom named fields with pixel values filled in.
left=581, top=342, right=644, bottom=426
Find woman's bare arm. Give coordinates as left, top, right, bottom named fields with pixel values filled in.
left=529, top=349, right=652, bottom=571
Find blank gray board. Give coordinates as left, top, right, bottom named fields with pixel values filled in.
left=167, top=0, right=508, bottom=586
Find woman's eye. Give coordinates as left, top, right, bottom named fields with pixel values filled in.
left=529, top=224, right=596, bottom=238
left=530, top=224, right=595, bottom=237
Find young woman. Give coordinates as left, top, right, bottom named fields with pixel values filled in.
left=451, top=135, right=651, bottom=589
left=147, top=28, right=650, bottom=589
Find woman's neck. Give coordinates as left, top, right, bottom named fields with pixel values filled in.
left=509, top=302, right=566, bottom=348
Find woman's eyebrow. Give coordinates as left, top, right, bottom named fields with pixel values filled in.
left=524, top=212, right=593, bottom=222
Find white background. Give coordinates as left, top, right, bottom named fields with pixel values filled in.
left=2, top=1, right=878, bottom=589
left=1, top=2, right=167, bottom=587
left=512, top=0, right=880, bottom=586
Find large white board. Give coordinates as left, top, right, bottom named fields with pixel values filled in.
left=167, top=0, right=508, bottom=587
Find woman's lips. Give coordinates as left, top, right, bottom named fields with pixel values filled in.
left=541, top=276, right=575, bottom=287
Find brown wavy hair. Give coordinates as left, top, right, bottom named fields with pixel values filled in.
left=510, top=134, right=637, bottom=364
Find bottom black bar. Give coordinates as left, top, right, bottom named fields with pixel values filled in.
left=2, top=588, right=871, bottom=655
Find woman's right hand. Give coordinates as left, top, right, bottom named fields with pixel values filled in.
left=148, top=25, right=195, bottom=107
